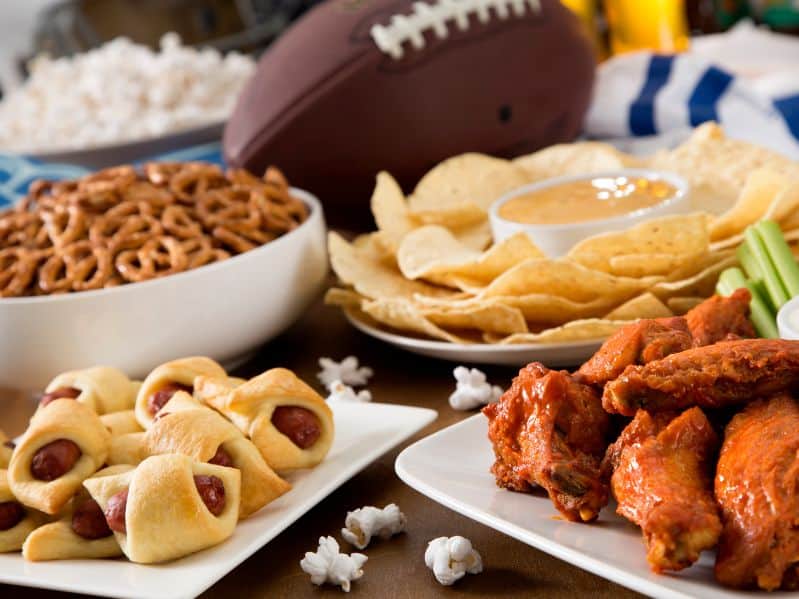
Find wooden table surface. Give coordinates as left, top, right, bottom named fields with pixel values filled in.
left=1, top=297, right=642, bottom=599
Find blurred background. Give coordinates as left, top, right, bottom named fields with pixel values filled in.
left=0, top=0, right=328, bottom=94
left=4, top=0, right=799, bottom=93
left=2, top=0, right=799, bottom=162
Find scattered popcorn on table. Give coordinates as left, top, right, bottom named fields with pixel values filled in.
left=318, top=356, right=373, bottom=390
left=424, top=536, right=483, bottom=586
left=448, top=366, right=503, bottom=410
left=327, top=380, right=372, bottom=402
left=341, top=503, right=406, bottom=549
left=300, top=536, right=367, bottom=593
left=0, top=33, right=255, bottom=153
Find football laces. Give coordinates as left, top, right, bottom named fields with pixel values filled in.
left=370, top=0, right=542, bottom=60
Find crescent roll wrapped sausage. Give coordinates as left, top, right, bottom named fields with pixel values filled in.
left=108, top=392, right=289, bottom=518
left=194, top=376, right=245, bottom=404
left=9, top=399, right=110, bottom=514
left=40, top=366, right=138, bottom=415
left=0, top=430, right=13, bottom=469
left=134, top=356, right=226, bottom=428
left=83, top=454, right=240, bottom=564
left=22, top=466, right=132, bottom=561
left=100, top=410, right=143, bottom=437
left=0, top=470, right=41, bottom=553
left=202, top=368, right=334, bottom=472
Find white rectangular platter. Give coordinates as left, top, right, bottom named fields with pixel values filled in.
left=395, top=414, right=795, bottom=599
left=0, top=400, right=437, bottom=598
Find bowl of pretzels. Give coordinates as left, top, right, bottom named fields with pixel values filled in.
left=0, top=162, right=327, bottom=389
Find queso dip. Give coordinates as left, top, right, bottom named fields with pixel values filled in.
left=498, top=176, right=678, bottom=225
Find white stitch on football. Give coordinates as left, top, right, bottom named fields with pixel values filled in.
left=370, top=0, right=542, bottom=60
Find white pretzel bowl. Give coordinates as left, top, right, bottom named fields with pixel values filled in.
left=0, top=188, right=327, bottom=390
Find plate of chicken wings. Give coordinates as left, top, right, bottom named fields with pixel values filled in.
left=396, top=288, right=799, bottom=596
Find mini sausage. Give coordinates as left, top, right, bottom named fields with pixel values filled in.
left=0, top=501, right=24, bottom=531
left=271, top=406, right=321, bottom=449
left=104, top=488, right=128, bottom=534
left=71, top=497, right=112, bottom=539
left=39, top=387, right=81, bottom=408
left=30, top=439, right=82, bottom=481
left=208, top=445, right=234, bottom=468
left=147, top=382, right=192, bottom=416
left=194, top=475, right=225, bottom=516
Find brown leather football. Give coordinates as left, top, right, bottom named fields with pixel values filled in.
left=223, top=0, right=596, bottom=225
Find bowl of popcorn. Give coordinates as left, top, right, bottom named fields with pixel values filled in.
left=0, top=34, right=255, bottom=167
left=0, top=161, right=327, bottom=389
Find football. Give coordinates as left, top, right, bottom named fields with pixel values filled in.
left=223, top=0, right=596, bottom=224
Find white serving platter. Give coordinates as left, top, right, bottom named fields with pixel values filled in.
left=395, top=414, right=796, bottom=599
left=345, top=310, right=603, bottom=368
left=0, top=400, right=437, bottom=598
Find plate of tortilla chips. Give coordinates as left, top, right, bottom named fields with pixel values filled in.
left=326, top=123, right=799, bottom=366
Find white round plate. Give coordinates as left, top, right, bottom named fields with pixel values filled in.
left=25, top=121, right=224, bottom=170
left=345, top=310, right=604, bottom=368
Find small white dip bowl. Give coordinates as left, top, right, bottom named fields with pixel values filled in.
left=489, top=169, right=690, bottom=257
left=777, top=295, right=799, bottom=339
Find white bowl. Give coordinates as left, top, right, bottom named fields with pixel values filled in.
left=777, top=295, right=799, bottom=340
left=489, top=169, right=690, bottom=257
left=0, top=188, right=327, bottom=390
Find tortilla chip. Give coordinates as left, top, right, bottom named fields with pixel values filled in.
left=604, top=292, right=672, bottom=320
left=414, top=293, right=630, bottom=325
left=663, top=249, right=735, bottom=282
left=422, top=303, right=529, bottom=335
left=667, top=296, right=706, bottom=313
left=407, top=153, right=529, bottom=217
left=476, top=258, right=657, bottom=303
left=324, top=287, right=364, bottom=308
left=328, top=232, right=453, bottom=301
left=514, top=142, right=641, bottom=181
left=486, top=319, right=630, bottom=345
left=646, top=123, right=799, bottom=216
left=397, top=227, right=543, bottom=287
left=608, top=251, right=708, bottom=278
left=447, top=219, right=493, bottom=252
left=410, top=204, right=487, bottom=229
left=358, top=299, right=472, bottom=344
left=370, top=171, right=418, bottom=253
left=568, top=213, right=709, bottom=275
left=650, top=252, right=738, bottom=300
left=709, top=169, right=787, bottom=241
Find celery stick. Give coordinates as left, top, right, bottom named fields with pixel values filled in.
left=737, top=242, right=763, bottom=281
left=716, top=266, right=746, bottom=297
left=744, top=227, right=789, bottom=308
left=716, top=267, right=778, bottom=338
left=745, top=281, right=780, bottom=339
left=755, top=220, right=799, bottom=298
left=751, top=279, right=777, bottom=314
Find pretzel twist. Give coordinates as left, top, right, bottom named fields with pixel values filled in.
left=0, top=248, right=37, bottom=297
left=0, top=163, right=305, bottom=296
left=116, top=236, right=188, bottom=282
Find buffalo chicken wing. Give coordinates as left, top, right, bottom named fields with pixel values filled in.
left=577, top=317, right=692, bottom=387
left=603, top=339, right=799, bottom=416
left=610, top=407, right=721, bottom=572
left=715, top=394, right=799, bottom=590
left=484, top=363, right=610, bottom=522
left=577, top=289, right=754, bottom=388
left=686, top=288, right=755, bottom=347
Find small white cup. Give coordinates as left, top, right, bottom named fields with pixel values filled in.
left=489, top=169, right=690, bottom=257
left=777, top=295, right=799, bottom=339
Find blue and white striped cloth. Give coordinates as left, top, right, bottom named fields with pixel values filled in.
left=585, top=52, right=799, bottom=159
left=0, top=142, right=224, bottom=208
